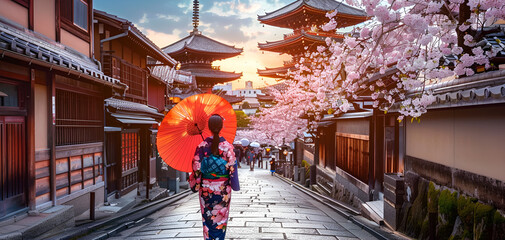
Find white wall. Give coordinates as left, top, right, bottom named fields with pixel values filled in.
left=406, top=105, right=505, bottom=182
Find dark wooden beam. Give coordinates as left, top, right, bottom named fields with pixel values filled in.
left=48, top=72, right=57, bottom=206
left=27, top=68, right=37, bottom=214
left=28, top=0, right=34, bottom=30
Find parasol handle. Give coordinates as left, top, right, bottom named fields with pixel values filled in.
left=194, top=123, right=205, bottom=141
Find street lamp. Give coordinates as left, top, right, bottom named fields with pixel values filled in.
left=283, top=149, right=288, bottom=156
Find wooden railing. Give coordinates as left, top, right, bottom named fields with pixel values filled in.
left=335, top=132, right=370, bottom=184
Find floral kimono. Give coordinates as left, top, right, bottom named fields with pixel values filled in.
left=189, top=136, right=237, bottom=240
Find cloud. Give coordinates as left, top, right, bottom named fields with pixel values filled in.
left=136, top=26, right=183, bottom=49
left=139, top=13, right=149, bottom=24
left=156, top=14, right=181, bottom=22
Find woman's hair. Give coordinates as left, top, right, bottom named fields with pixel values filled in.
left=208, top=114, right=223, bottom=155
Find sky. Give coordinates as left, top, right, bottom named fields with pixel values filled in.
left=94, top=0, right=297, bottom=90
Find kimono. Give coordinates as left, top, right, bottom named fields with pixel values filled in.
left=189, top=137, right=237, bottom=240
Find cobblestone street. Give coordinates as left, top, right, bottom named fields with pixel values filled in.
left=110, top=167, right=379, bottom=240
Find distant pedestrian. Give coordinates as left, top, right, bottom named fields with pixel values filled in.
left=189, top=115, right=239, bottom=240
left=233, top=145, right=242, bottom=168
left=248, top=149, right=255, bottom=171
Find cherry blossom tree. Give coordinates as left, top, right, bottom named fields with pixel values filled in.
left=252, top=0, right=505, bottom=135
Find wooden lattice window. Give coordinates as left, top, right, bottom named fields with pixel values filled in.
left=55, top=89, right=103, bottom=146
left=103, top=55, right=146, bottom=101
left=121, top=129, right=139, bottom=192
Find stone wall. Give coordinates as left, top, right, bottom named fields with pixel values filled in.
left=398, top=168, right=505, bottom=239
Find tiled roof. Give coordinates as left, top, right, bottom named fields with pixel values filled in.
left=258, top=0, right=367, bottom=21
left=162, top=33, right=243, bottom=55
left=94, top=9, right=177, bottom=66
left=105, top=98, right=164, bottom=118
left=258, top=30, right=341, bottom=52
left=0, top=18, right=121, bottom=86
left=258, top=65, right=296, bottom=78
left=407, top=70, right=505, bottom=109
left=221, top=94, right=245, bottom=104
left=186, top=68, right=242, bottom=80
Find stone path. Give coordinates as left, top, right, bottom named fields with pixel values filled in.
left=110, top=167, right=379, bottom=240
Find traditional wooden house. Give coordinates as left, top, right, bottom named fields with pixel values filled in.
left=162, top=0, right=243, bottom=92
left=93, top=9, right=178, bottom=199
left=0, top=0, right=124, bottom=220
left=390, top=67, right=505, bottom=236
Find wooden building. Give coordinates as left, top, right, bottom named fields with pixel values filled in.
left=93, top=9, right=178, bottom=199
left=162, top=0, right=242, bottom=92
left=0, top=0, right=124, bottom=220
left=257, top=0, right=367, bottom=79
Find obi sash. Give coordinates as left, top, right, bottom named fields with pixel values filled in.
left=201, top=154, right=229, bottom=180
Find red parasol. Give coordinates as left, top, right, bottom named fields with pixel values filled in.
left=157, top=93, right=237, bottom=172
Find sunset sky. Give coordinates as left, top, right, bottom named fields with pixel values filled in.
left=94, top=0, right=297, bottom=90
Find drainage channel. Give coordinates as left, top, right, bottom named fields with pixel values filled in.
left=275, top=174, right=408, bottom=240
left=48, top=190, right=192, bottom=240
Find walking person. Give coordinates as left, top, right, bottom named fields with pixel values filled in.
left=248, top=148, right=255, bottom=171
left=233, top=144, right=242, bottom=168
left=189, top=115, right=239, bottom=240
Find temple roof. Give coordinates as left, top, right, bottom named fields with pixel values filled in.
left=258, top=30, right=342, bottom=53
left=221, top=94, right=245, bottom=104
left=258, top=0, right=367, bottom=29
left=258, top=65, right=296, bottom=78
left=162, top=33, right=243, bottom=58
left=186, top=68, right=242, bottom=81
left=257, top=94, right=276, bottom=102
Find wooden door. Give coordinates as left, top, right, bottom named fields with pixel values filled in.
left=105, top=131, right=121, bottom=197
left=0, top=116, right=27, bottom=217
left=120, top=129, right=139, bottom=196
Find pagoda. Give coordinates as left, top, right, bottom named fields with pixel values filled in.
left=257, top=0, right=368, bottom=79
left=162, top=0, right=243, bottom=91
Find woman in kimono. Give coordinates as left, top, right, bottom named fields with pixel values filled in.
left=189, top=114, right=238, bottom=240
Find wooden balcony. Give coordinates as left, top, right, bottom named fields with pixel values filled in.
left=103, top=54, right=147, bottom=102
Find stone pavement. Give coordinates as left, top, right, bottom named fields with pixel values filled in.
left=109, top=167, right=380, bottom=240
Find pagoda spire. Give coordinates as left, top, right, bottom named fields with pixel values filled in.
left=192, top=0, right=200, bottom=34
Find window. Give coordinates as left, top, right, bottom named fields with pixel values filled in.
left=60, top=0, right=90, bottom=41
left=56, top=89, right=103, bottom=146
left=73, top=0, right=88, bottom=30
left=0, top=83, right=18, bottom=107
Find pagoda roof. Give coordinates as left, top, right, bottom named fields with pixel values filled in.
left=258, top=0, right=367, bottom=28
left=221, top=94, right=245, bottom=104
left=162, top=33, right=243, bottom=58
left=258, top=30, right=343, bottom=53
left=184, top=68, right=242, bottom=85
left=257, top=94, right=276, bottom=102
left=258, top=65, right=296, bottom=78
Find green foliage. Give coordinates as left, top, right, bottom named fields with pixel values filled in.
left=242, top=101, right=251, bottom=109
left=473, top=202, right=495, bottom=240
left=301, top=160, right=310, bottom=179
left=437, top=189, right=458, bottom=240
left=406, top=180, right=428, bottom=237
left=428, top=182, right=440, bottom=213
left=457, top=195, right=476, bottom=230
left=235, top=110, right=250, bottom=127
left=494, top=211, right=505, bottom=224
